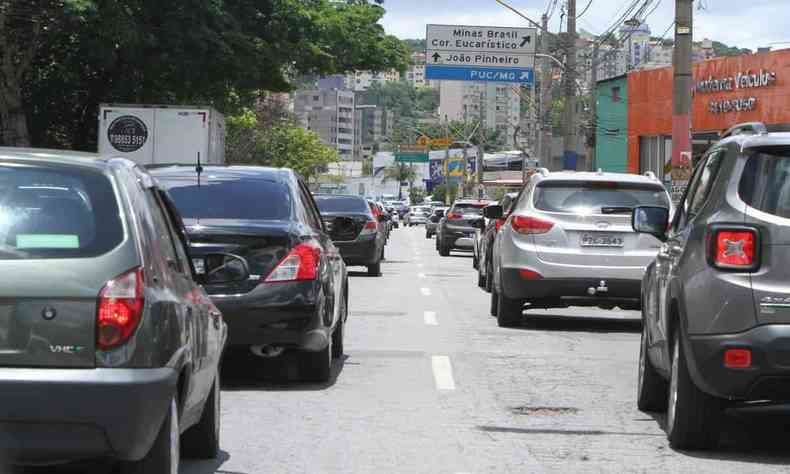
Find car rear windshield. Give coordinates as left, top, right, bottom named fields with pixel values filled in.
left=0, top=164, right=123, bottom=260
left=160, top=177, right=291, bottom=220
left=451, top=203, right=487, bottom=215
left=314, top=195, right=370, bottom=214
left=739, top=149, right=790, bottom=218
left=533, top=181, right=669, bottom=214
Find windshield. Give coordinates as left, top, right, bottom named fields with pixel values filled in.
left=159, top=177, right=292, bottom=220
left=315, top=195, right=370, bottom=214
left=533, top=181, right=670, bottom=214
left=0, top=165, right=123, bottom=260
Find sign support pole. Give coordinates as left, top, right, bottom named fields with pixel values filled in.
left=672, top=0, right=694, bottom=201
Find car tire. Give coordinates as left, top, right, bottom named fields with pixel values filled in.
left=332, top=298, right=346, bottom=359
left=485, top=260, right=494, bottom=293
left=637, top=322, right=668, bottom=413
left=301, top=341, right=332, bottom=383
left=121, top=396, right=180, bottom=474
left=477, top=268, right=486, bottom=289
left=490, top=288, right=499, bottom=316
left=666, top=330, right=721, bottom=450
left=181, top=374, right=220, bottom=459
left=496, top=290, right=522, bottom=328
left=367, top=261, right=381, bottom=277
left=425, top=231, right=431, bottom=239
left=439, top=241, right=451, bottom=257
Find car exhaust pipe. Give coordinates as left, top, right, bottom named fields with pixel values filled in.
left=250, top=345, right=285, bottom=358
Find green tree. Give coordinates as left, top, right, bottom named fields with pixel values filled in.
left=381, top=163, right=417, bottom=200
left=409, top=187, right=426, bottom=205
left=10, top=0, right=409, bottom=149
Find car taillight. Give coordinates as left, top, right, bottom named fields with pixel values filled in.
left=360, top=220, right=378, bottom=236
left=495, top=218, right=506, bottom=231
left=369, top=204, right=381, bottom=218
left=519, top=269, right=543, bottom=280
left=265, top=241, right=321, bottom=283
left=510, top=215, right=554, bottom=235
left=447, top=211, right=463, bottom=220
left=724, top=348, right=752, bottom=369
left=708, top=227, right=759, bottom=271
left=97, top=267, right=145, bottom=351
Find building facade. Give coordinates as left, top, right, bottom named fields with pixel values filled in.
left=294, top=89, right=356, bottom=160
left=594, top=75, right=628, bottom=172
left=439, top=81, right=522, bottom=147
left=354, top=105, right=394, bottom=161
left=345, top=70, right=401, bottom=91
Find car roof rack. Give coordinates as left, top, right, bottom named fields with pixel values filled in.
left=643, top=171, right=657, bottom=180
left=720, top=122, right=768, bottom=139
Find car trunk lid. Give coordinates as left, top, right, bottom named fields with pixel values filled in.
left=320, top=212, right=370, bottom=242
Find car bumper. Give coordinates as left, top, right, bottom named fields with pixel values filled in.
left=212, top=281, right=329, bottom=352
left=500, top=269, right=641, bottom=306
left=0, top=367, right=177, bottom=465
left=441, top=228, right=476, bottom=248
left=334, top=235, right=380, bottom=266
left=687, top=325, right=790, bottom=401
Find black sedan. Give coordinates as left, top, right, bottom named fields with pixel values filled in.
left=315, top=195, right=387, bottom=277
left=152, top=166, right=348, bottom=383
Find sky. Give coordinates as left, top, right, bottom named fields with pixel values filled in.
left=379, top=0, right=790, bottom=51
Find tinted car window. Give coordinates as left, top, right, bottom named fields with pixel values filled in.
left=159, top=177, right=291, bottom=220
left=739, top=149, right=790, bottom=218
left=451, top=203, right=486, bottom=215
left=314, top=195, right=369, bottom=214
left=687, top=150, right=724, bottom=217
left=533, top=181, right=669, bottom=213
left=0, top=164, right=123, bottom=259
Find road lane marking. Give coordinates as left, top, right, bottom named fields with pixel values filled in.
left=420, top=287, right=432, bottom=296
left=417, top=263, right=425, bottom=268
left=418, top=272, right=426, bottom=279
left=432, top=355, right=456, bottom=391
left=424, top=311, right=438, bottom=325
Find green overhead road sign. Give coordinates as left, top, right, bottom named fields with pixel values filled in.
left=395, top=152, right=429, bottom=163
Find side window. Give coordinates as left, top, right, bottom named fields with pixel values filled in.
left=676, top=149, right=725, bottom=229
left=157, top=190, right=195, bottom=277
left=145, top=190, right=183, bottom=273
left=297, top=182, right=322, bottom=231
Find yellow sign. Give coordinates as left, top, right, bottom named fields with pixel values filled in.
left=416, top=136, right=430, bottom=146
left=417, top=136, right=454, bottom=147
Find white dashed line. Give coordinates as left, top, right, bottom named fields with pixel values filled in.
left=417, top=263, right=425, bottom=268
left=431, top=355, right=456, bottom=391
left=424, top=311, right=438, bottom=326
left=418, top=272, right=427, bottom=279
left=420, top=287, right=432, bottom=296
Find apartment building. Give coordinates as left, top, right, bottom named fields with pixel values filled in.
left=294, top=89, right=356, bottom=160
left=354, top=105, right=395, bottom=161
left=439, top=81, right=522, bottom=147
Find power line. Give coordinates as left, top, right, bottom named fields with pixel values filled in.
left=574, top=0, right=594, bottom=19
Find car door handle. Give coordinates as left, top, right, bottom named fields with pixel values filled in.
left=209, top=309, right=222, bottom=329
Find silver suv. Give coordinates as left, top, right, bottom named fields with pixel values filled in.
left=634, top=123, right=790, bottom=450
left=489, top=169, right=670, bottom=327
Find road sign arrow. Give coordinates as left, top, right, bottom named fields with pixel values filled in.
left=520, top=36, right=531, bottom=48
left=432, top=52, right=441, bottom=63
left=520, top=72, right=530, bottom=80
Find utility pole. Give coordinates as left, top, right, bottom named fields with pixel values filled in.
left=672, top=0, right=693, bottom=201
left=562, top=0, right=577, bottom=170
left=536, top=14, right=549, bottom=168
left=589, top=41, right=599, bottom=169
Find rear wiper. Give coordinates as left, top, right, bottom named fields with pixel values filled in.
left=601, top=206, right=633, bottom=215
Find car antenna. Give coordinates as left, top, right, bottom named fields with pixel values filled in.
left=196, top=152, right=203, bottom=188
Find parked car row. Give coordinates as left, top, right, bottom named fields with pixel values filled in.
left=446, top=122, right=790, bottom=452
left=0, top=148, right=400, bottom=470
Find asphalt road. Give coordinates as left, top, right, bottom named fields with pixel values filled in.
left=27, top=225, right=790, bottom=473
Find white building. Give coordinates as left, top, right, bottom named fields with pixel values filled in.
left=439, top=81, right=522, bottom=147
left=345, top=70, right=401, bottom=91
left=294, top=89, right=356, bottom=160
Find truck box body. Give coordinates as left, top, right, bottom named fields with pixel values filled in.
left=98, top=105, right=225, bottom=166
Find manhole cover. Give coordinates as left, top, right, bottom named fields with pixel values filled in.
left=511, top=406, right=579, bottom=416
left=351, top=311, right=406, bottom=317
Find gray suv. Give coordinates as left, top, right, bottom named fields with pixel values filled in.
left=0, top=148, right=234, bottom=471
left=489, top=170, right=670, bottom=327
left=634, top=123, right=790, bottom=449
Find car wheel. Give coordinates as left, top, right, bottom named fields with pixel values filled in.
left=637, top=321, right=668, bottom=413
left=439, top=241, right=450, bottom=257
left=425, top=231, right=431, bottom=239
left=301, top=339, right=332, bottom=383
left=121, top=396, right=179, bottom=474
left=485, top=260, right=494, bottom=293
left=496, top=290, right=522, bottom=328
left=490, top=288, right=499, bottom=316
left=181, top=374, right=220, bottom=459
left=367, top=261, right=381, bottom=277
left=666, top=330, right=721, bottom=450
left=477, top=267, right=486, bottom=289
left=332, top=297, right=346, bottom=359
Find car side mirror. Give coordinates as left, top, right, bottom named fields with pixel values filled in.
left=632, top=206, right=669, bottom=242
left=436, top=210, right=445, bottom=218
left=193, top=253, right=251, bottom=285
left=483, top=205, right=504, bottom=220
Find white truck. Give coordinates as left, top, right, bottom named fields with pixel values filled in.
left=98, top=104, right=225, bottom=166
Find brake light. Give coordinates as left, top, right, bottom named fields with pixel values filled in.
left=724, top=348, right=752, bottom=369
left=510, top=215, right=554, bottom=235
left=447, top=211, right=463, bottom=220
left=709, top=228, right=758, bottom=270
left=360, top=220, right=378, bottom=236
left=369, top=203, right=381, bottom=217
left=265, top=241, right=321, bottom=282
left=97, top=267, right=145, bottom=351
left=519, top=269, right=543, bottom=280
left=495, top=218, right=506, bottom=231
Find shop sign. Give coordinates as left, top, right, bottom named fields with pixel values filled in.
left=695, top=69, right=777, bottom=115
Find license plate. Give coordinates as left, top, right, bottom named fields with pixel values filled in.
left=192, top=258, right=206, bottom=275
left=581, top=233, right=624, bottom=247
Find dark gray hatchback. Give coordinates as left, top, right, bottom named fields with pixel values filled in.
left=0, top=148, right=232, bottom=472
